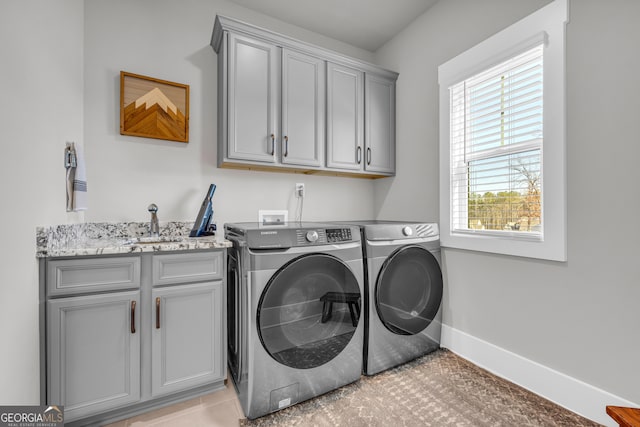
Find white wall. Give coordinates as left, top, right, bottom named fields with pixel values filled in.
left=375, top=0, right=640, bottom=408
left=0, top=0, right=85, bottom=404
left=0, top=0, right=378, bottom=404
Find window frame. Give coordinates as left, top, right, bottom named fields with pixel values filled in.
left=438, top=0, right=568, bottom=261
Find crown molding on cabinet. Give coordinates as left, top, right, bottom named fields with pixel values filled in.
left=212, top=15, right=398, bottom=80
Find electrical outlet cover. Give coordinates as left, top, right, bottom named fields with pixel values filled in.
left=258, top=210, right=288, bottom=226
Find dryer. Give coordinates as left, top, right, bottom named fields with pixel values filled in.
left=225, top=222, right=364, bottom=419
left=343, top=220, right=443, bottom=376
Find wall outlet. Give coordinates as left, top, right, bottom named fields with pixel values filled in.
left=295, top=183, right=305, bottom=198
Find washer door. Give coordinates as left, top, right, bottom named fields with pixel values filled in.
left=226, top=245, right=241, bottom=380
left=375, top=245, right=443, bottom=335
left=257, top=253, right=360, bottom=369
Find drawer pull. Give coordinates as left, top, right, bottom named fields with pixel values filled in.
left=156, top=297, right=161, bottom=329
left=130, top=300, right=136, bottom=334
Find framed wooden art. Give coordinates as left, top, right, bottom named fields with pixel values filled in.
left=120, top=71, right=189, bottom=143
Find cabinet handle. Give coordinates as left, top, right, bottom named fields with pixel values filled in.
left=130, top=300, right=136, bottom=334
left=367, top=147, right=372, bottom=165
left=284, top=136, right=289, bottom=157
left=270, top=134, right=275, bottom=155
left=156, top=297, right=161, bottom=329
left=356, top=146, right=362, bottom=164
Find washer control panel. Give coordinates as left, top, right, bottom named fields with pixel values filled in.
left=227, top=223, right=360, bottom=249
left=294, top=228, right=354, bottom=245
left=326, top=228, right=352, bottom=243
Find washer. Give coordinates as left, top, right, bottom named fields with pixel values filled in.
left=342, top=220, right=443, bottom=376
left=225, top=222, right=364, bottom=419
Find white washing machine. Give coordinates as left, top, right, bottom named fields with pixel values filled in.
left=341, top=220, right=443, bottom=376
left=224, top=222, right=364, bottom=419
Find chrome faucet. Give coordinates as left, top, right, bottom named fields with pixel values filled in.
left=148, top=204, right=159, bottom=237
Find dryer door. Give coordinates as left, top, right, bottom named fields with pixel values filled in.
left=375, top=245, right=442, bottom=335
left=257, top=253, right=360, bottom=369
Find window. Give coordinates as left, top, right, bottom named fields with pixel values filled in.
left=439, top=0, right=567, bottom=261
left=451, top=44, right=543, bottom=237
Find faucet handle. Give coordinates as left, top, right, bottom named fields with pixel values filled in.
left=148, top=203, right=158, bottom=213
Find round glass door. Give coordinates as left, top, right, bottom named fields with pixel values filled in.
left=226, top=246, right=240, bottom=377
left=257, top=253, right=360, bottom=369
left=375, top=246, right=442, bottom=335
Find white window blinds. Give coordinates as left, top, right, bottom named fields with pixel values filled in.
left=449, top=44, right=543, bottom=236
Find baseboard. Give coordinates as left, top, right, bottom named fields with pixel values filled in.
left=441, top=324, right=638, bottom=427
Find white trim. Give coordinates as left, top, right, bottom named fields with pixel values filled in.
left=441, top=324, right=639, bottom=427
left=439, top=31, right=548, bottom=88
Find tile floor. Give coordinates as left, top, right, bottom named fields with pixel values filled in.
left=105, top=381, right=245, bottom=427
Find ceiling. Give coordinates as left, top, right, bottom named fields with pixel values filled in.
left=226, top=0, right=439, bottom=52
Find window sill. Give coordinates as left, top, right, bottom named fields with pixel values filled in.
left=441, top=231, right=565, bottom=262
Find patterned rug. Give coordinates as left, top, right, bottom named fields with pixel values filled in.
left=240, top=349, right=601, bottom=427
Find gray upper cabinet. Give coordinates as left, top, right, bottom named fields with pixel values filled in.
left=326, top=63, right=364, bottom=171
left=281, top=49, right=325, bottom=168
left=220, top=33, right=324, bottom=169
left=225, top=33, right=279, bottom=163
left=212, top=15, right=398, bottom=178
left=365, top=74, right=396, bottom=174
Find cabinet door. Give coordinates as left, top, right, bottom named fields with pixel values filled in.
left=227, top=33, right=279, bottom=163
left=47, top=291, right=140, bottom=422
left=326, top=63, right=364, bottom=171
left=365, top=74, right=396, bottom=174
left=281, top=49, right=324, bottom=167
left=151, top=281, right=224, bottom=397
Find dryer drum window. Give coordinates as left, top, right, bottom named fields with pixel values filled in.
left=375, top=246, right=443, bottom=336
left=257, top=253, right=361, bottom=369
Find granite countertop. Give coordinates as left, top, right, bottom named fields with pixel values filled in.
left=36, top=221, right=231, bottom=258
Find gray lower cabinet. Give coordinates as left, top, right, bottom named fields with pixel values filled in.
left=151, top=252, right=225, bottom=398
left=47, top=291, right=141, bottom=421
left=151, top=282, right=223, bottom=397
left=42, top=250, right=226, bottom=425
